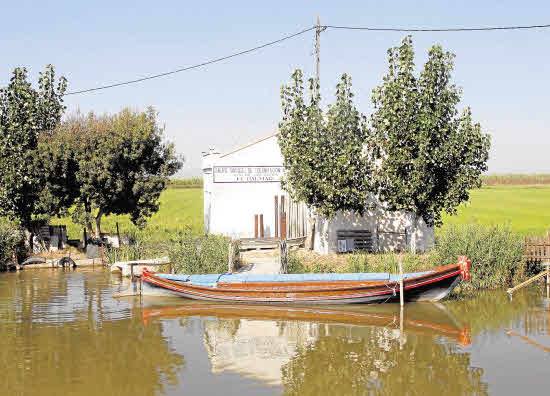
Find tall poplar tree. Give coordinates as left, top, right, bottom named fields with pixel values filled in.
left=371, top=37, right=490, bottom=251
left=0, top=65, right=67, bottom=233
left=278, top=70, right=371, bottom=246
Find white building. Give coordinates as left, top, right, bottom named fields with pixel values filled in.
left=202, top=133, right=433, bottom=254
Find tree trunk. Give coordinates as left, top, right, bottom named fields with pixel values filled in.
left=84, top=200, right=94, bottom=238
left=94, top=210, right=103, bottom=239
left=305, top=215, right=316, bottom=251
left=28, top=231, right=34, bottom=253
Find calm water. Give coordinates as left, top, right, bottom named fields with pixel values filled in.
left=0, top=269, right=548, bottom=396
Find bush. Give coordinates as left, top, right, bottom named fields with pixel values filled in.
left=0, top=218, right=25, bottom=270
left=434, top=224, right=526, bottom=292
left=169, top=230, right=229, bottom=274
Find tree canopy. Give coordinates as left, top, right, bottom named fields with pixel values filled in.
left=278, top=70, right=371, bottom=218
left=48, top=108, right=182, bottom=236
left=370, top=36, right=490, bottom=227
left=0, top=65, right=67, bottom=229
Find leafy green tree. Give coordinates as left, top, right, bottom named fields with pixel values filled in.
left=52, top=108, right=182, bottom=237
left=0, top=65, right=67, bottom=233
left=370, top=37, right=490, bottom=251
left=279, top=70, right=371, bottom=246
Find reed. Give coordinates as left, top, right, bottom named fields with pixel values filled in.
left=434, top=224, right=526, bottom=294
left=168, top=229, right=229, bottom=274
left=288, top=224, right=531, bottom=296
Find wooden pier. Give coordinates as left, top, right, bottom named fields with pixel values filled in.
left=507, top=234, right=550, bottom=295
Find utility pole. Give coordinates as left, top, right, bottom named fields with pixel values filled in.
left=313, top=16, right=326, bottom=96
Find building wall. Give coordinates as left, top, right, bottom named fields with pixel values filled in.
left=313, top=198, right=434, bottom=254
left=202, top=134, right=434, bottom=253
left=203, top=135, right=284, bottom=239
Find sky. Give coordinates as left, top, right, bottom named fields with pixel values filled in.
left=1, top=0, right=549, bottom=176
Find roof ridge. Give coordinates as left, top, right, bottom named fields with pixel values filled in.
left=219, top=131, right=279, bottom=158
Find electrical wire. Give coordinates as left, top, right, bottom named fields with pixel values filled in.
left=65, top=22, right=550, bottom=96
left=65, top=25, right=316, bottom=96
left=324, top=23, right=550, bottom=32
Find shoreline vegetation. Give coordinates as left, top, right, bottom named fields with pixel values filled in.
left=103, top=223, right=535, bottom=298
left=3, top=175, right=549, bottom=296
left=285, top=224, right=530, bottom=297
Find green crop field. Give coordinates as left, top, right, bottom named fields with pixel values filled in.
left=54, top=184, right=550, bottom=241
left=53, top=188, right=203, bottom=241
left=441, top=185, right=550, bottom=235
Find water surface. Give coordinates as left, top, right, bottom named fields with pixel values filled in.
left=0, top=269, right=548, bottom=395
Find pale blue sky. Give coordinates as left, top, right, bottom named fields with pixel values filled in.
left=1, top=0, right=549, bottom=175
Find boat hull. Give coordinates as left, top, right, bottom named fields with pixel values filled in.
left=141, top=261, right=469, bottom=305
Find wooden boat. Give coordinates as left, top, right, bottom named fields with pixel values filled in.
left=141, top=256, right=471, bottom=305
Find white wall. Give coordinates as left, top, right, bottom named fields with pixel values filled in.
left=313, top=205, right=434, bottom=254
left=203, top=135, right=434, bottom=253
left=203, top=135, right=284, bottom=239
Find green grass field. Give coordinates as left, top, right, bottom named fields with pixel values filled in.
left=53, top=188, right=203, bottom=240
left=54, top=184, right=550, bottom=240
left=441, top=185, right=550, bottom=235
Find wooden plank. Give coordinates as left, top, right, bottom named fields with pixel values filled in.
left=259, top=214, right=264, bottom=238
left=507, top=268, right=550, bottom=294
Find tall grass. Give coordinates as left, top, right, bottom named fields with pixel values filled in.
left=482, top=174, right=550, bottom=186
left=105, top=228, right=229, bottom=274
left=434, top=224, right=526, bottom=293
left=168, top=229, right=229, bottom=274
left=168, top=177, right=203, bottom=189
left=288, top=224, right=530, bottom=296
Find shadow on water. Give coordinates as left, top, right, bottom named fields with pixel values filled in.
left=0, top=269, right=548, bottom=395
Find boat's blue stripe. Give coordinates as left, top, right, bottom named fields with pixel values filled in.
left=155, top=271, right=435, bottom=286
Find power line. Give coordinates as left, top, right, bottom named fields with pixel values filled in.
left=324, top=23, right=550, bottom=32
left=65, top=26, right=316, bottom=96
left=65, top=22, right=550, bottom=96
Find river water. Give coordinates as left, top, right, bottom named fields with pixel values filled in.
left=0, top=269, right=548, bottom=395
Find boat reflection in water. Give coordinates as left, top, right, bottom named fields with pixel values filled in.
left=143, top=301, right=480, bottom=392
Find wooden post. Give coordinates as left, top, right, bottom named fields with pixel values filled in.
left=280, top=214, right=287, bottom=240
left=228, top=241, right=236, bottom=273
left=399, top=255, right=404, bottom=307
left=259, top=214, right=264, bottom=238
left=279, top=239, right=288, bottom=274
left=274, top=196, right=279, bottom=238
left=399, top=305, right=404, bottom=350
left=116, top=222, right=121, bottom=247
left=254, top=215, right=259, bottom=238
